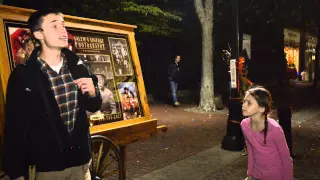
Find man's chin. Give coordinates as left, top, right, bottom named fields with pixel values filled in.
left=62, top=44, right=68, bottom=49
left=58, top=42, right=68, bottom=48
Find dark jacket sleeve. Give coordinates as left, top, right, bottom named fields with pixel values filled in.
left=82, top=73, right=102, bottom=113
left=3, top=67, right=30, bottom=179
left=168, top=64, right=174, bottom=80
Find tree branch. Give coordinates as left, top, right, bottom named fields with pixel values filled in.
left=205, top=0, right=214, bottom=22
left=194, top=0, right=206, bottom=24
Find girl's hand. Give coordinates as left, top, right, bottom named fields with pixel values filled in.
left=245, top=176, right=252, bottom=180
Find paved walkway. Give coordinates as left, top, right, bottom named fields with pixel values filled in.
left=134, top=106, right=320, bottom=180
left=126, top=104, right=229, bottom=179
left=126, top=84, right=320, bottom=180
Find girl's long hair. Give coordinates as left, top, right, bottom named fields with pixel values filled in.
left=246, top=86, right=272, bottom=144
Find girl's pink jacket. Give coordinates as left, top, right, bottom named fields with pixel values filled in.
left=241, top=117, right=293, bottom=180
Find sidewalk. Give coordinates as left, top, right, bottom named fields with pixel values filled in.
left=201, top=108, right=320, bottom=180
left=126, top=103, right=229, bottom=179
left=132, top=105, right=320, bottom=180
left=126, top=84, right=320, bottom=180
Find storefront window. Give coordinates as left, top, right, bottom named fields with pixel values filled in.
left=284, top=47, right=299, bottom=69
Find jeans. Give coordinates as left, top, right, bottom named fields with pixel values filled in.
left=169, top=80, right=178, bottom=103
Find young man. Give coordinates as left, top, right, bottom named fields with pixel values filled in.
left=168, top=55, right=181, bottom=106
left=3, top=9, right=102, bottom=180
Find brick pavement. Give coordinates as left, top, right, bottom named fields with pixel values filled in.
left=126, top=84, right=320, bottom=180
left=132, top=105, right=320, bottom=180
left=126, top=104, right=229, bottom=179
left=201, top=112, right=320, bottom=180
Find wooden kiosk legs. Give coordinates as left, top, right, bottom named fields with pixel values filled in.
left=120, top=145, right=126, bottom=180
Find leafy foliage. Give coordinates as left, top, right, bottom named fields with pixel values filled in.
left=4, top=0, right=183, bottom=36
left=116, top=1, right=181, bottom=21
left=58, top=0, right=182, bottom=36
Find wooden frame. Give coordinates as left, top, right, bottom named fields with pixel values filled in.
left=0, top=5, right=159, bottom=148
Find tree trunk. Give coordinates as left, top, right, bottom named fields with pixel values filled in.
left=199, top=23, right=215, bottom=111
left=194, top=0, right=216, bottom=112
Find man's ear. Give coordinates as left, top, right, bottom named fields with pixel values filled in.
left=33, top=31, right=43, bottom=41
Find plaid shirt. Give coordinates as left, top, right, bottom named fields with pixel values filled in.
left=38, top=54, right=79, bottom=132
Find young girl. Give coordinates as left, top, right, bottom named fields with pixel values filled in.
left=241, top=86, right=293, bottom=180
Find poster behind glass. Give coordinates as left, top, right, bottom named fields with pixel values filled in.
left=5, top=23, right=39, bottom=69
left=4, top=22, right=144, bottom=126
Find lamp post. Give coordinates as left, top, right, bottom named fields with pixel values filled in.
left=221, top=0, right=244, bottom=151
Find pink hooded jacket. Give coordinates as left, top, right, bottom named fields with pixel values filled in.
left=241, top=117, right=293, bottom=180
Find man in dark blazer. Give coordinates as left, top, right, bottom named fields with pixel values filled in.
left=168, top=55, right=181, bottom=106
left=3, top=9, right=102, bottom=180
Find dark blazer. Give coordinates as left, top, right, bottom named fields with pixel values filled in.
left=168, top=63, right=180, bottom=82
left=3, top=47, right=102, bottom=179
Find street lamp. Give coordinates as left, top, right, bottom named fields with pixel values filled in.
left=221, top=0, right=244, bottom=151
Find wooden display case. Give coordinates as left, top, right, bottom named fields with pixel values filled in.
left=0, top=5, right=166, bottom=179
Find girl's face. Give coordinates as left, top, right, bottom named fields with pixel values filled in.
left=242, top=94, right=265, bottom=117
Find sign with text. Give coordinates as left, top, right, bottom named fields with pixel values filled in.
left=230, top=59, right=237, bottom=89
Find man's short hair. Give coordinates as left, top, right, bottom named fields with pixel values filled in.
left=28, top=8, right=62, bottom=34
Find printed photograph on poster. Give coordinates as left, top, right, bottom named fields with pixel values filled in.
left=108, top=37, right=133, bottom=76
left=66, top=31, right=77, bottom=53
left=117, top=82, right=141, bottom=120
left=8, top=27, right=37, bottom=65
left=83, top=55, right=120, bottom=118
